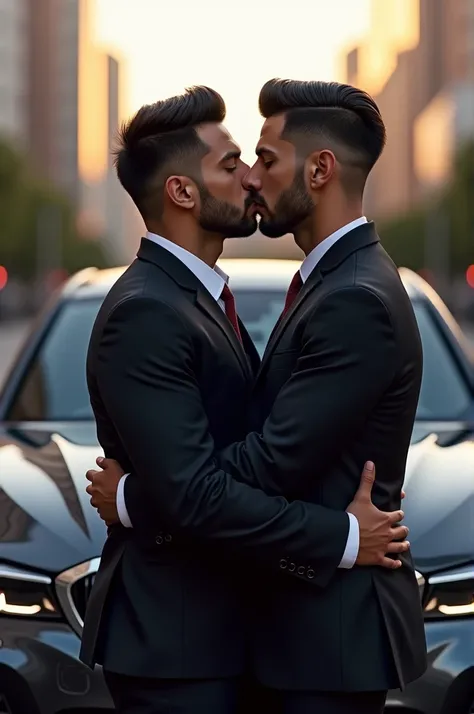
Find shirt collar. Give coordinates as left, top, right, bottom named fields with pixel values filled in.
left=299, top=216, right=368, bottom=283
left=145, top=231, right=228, bottom=301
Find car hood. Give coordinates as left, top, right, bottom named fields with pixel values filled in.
left=0, top=422, right=106, bottom=573
left=405, top=422, right=474, bottom=574
left=0, top=422, right=472, bottom=576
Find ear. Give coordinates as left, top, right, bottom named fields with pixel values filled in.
left=307, top=150, right=336, bottom=190
left=165, top=175, right=197, bottom=210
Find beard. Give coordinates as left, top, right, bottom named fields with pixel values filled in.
left=197, top=186, right=258, bottom=238
left=258, top=167, right=314, bottom=238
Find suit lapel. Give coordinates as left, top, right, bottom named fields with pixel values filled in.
left=257, top=221, right=380, bottom=380
left=137, top=237, right=251, bottom=379
left=196, top=288, right=251, bottom=378
left=239, top=318, right=261, bottom=377
left=257, top=267, right=322, bottom=379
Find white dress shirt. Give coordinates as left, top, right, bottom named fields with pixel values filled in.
left=299, top=216, right=368, bottom=283
left=117, top=222, right=367, bottom=568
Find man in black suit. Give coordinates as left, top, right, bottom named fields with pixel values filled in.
left=83, top=84, right=414, bottom=714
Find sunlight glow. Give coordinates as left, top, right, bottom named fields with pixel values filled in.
left=95, top=0, right=371, bottom=162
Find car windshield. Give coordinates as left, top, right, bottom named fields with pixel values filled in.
left=6, top=289, right=471, bottom=422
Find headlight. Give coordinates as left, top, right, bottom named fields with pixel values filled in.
left=424, top=564, right=474, bottom=619
left=0, top=564, right=60, bottom=618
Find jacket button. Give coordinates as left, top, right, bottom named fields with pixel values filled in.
left=288, top=562, right=296, bottom=572
left=279, top=558, right=288, bottom=569
left=155, top=535, right=164, bottom=545
left=297, top=566, right=305, bottom=575
left=165, top=534, right=173, bottom=543
left=307, top=568, right=315, bottom=579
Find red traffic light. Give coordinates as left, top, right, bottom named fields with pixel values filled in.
left=467, top=265, right=474, bottom=289
left=0, top=266, right=8, bottom=291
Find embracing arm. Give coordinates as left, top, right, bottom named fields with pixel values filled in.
left=96, top=296, right=349, bottom=587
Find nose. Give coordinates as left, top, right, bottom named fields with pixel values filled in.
left=242, top=167, right=261, bottom=192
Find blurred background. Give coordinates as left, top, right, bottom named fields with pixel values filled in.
left=0, top=0, right=473, bottom=381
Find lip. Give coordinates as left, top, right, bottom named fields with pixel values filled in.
left=246, top=203, right=261, bottom=216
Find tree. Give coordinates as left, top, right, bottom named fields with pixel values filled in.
left=0, top=137, right=109, bottom=281
left=378, top=209, right=427, bottom=271
left=442, top=140, right=474, bottom=275
left=0, top=141, right=32, bottom=269
left=379, top=140, right=474, bottom=277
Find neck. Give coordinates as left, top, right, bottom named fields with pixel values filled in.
left=147, top=220, right=224, bottom=267
left=294, top=199, right=364, bottom=257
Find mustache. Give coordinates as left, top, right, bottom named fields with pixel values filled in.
left=244, top=192, right=269, bottom=211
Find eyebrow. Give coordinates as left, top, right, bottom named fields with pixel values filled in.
left=219, top=149, right=241, bottom=163
left=256, top=146, right=276, bottom=157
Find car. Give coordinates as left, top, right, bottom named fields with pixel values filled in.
left=0, top=258, right=472, bottom=714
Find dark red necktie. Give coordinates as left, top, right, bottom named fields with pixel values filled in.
left=282, top=270, right=303, bottom=317
left=221, top=284, right=242, bottom=342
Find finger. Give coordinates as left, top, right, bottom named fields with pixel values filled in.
left=96, top=456, right=105, bottom=466
left=386, top=540, right=410, bottom=554
left=86, top=469, right=100, bottom=482
left=391, top=525, right=409, bottom=540
left=380, top=557, right=402, bottom=569
left=387, top=510, right=404, bottom=525
left=100, top=458, right=115, bottom=470
left=401, top=490, right=406, bottom=500
left=90, top=497, right=98, bottom=507
left=354, top=461, right=375, bottom=503
left=86, top=485, right=93, bottom=496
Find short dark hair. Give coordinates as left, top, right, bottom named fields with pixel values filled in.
left=259, top=79, right=386, bottom=191
left=115, top=86, right=226, bottom=220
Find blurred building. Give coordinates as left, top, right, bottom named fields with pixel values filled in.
left=26, top=0, right=135, bottom=262
left=27, top=0, right=59, bottom=179
left=0, top=0, right=28, bottom=142
left=105, top=55, right=144, bottom=263
left=342, top=0, right=474, bottom=220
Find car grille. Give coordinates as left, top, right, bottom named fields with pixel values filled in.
left=55, top=558, right=100, bottom=636
left=70, top=573, right=96, bottom=622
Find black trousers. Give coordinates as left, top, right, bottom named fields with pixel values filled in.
left=251, top=685, right=387, bottom=714
left=104, top=671, right=243, bottom=714
left=104, top=670, right=387, bottom=714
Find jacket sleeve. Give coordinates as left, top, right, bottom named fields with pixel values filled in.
left=216, top=287, right=398, bottom=496
left=98, top=296, right=348, bottom=587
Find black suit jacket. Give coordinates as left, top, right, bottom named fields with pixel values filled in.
left=80, top=238, right=350, bottom=677
left=125, top=224, right=427, bottom=692
left=217, top=222, right=427, bottom=691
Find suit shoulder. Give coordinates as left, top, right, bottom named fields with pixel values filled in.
left=105, top=260, right=176, bottom=303
left=92, top=271, right=182, bottom=340
left=317, top=284, right=393, bottom=321
left=346, top=243, right=411, bottom=308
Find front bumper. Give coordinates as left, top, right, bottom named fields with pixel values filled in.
left=0, top=617, right=112, bottom=713
left=385, top=618, right=474, bottom=714
left=0, top=616, right=473, bottom=714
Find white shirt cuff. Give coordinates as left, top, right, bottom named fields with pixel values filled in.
left=116, top=473, right=133, bottom=528
left=338, top=512, right=359, bottom=569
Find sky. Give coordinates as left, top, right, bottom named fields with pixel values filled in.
left=95, top=0, right=371, bottom=163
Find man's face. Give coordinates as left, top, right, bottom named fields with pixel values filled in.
left=196, top=123, right=261, bottom=238
left=245, top=114, right=314, bottom=238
